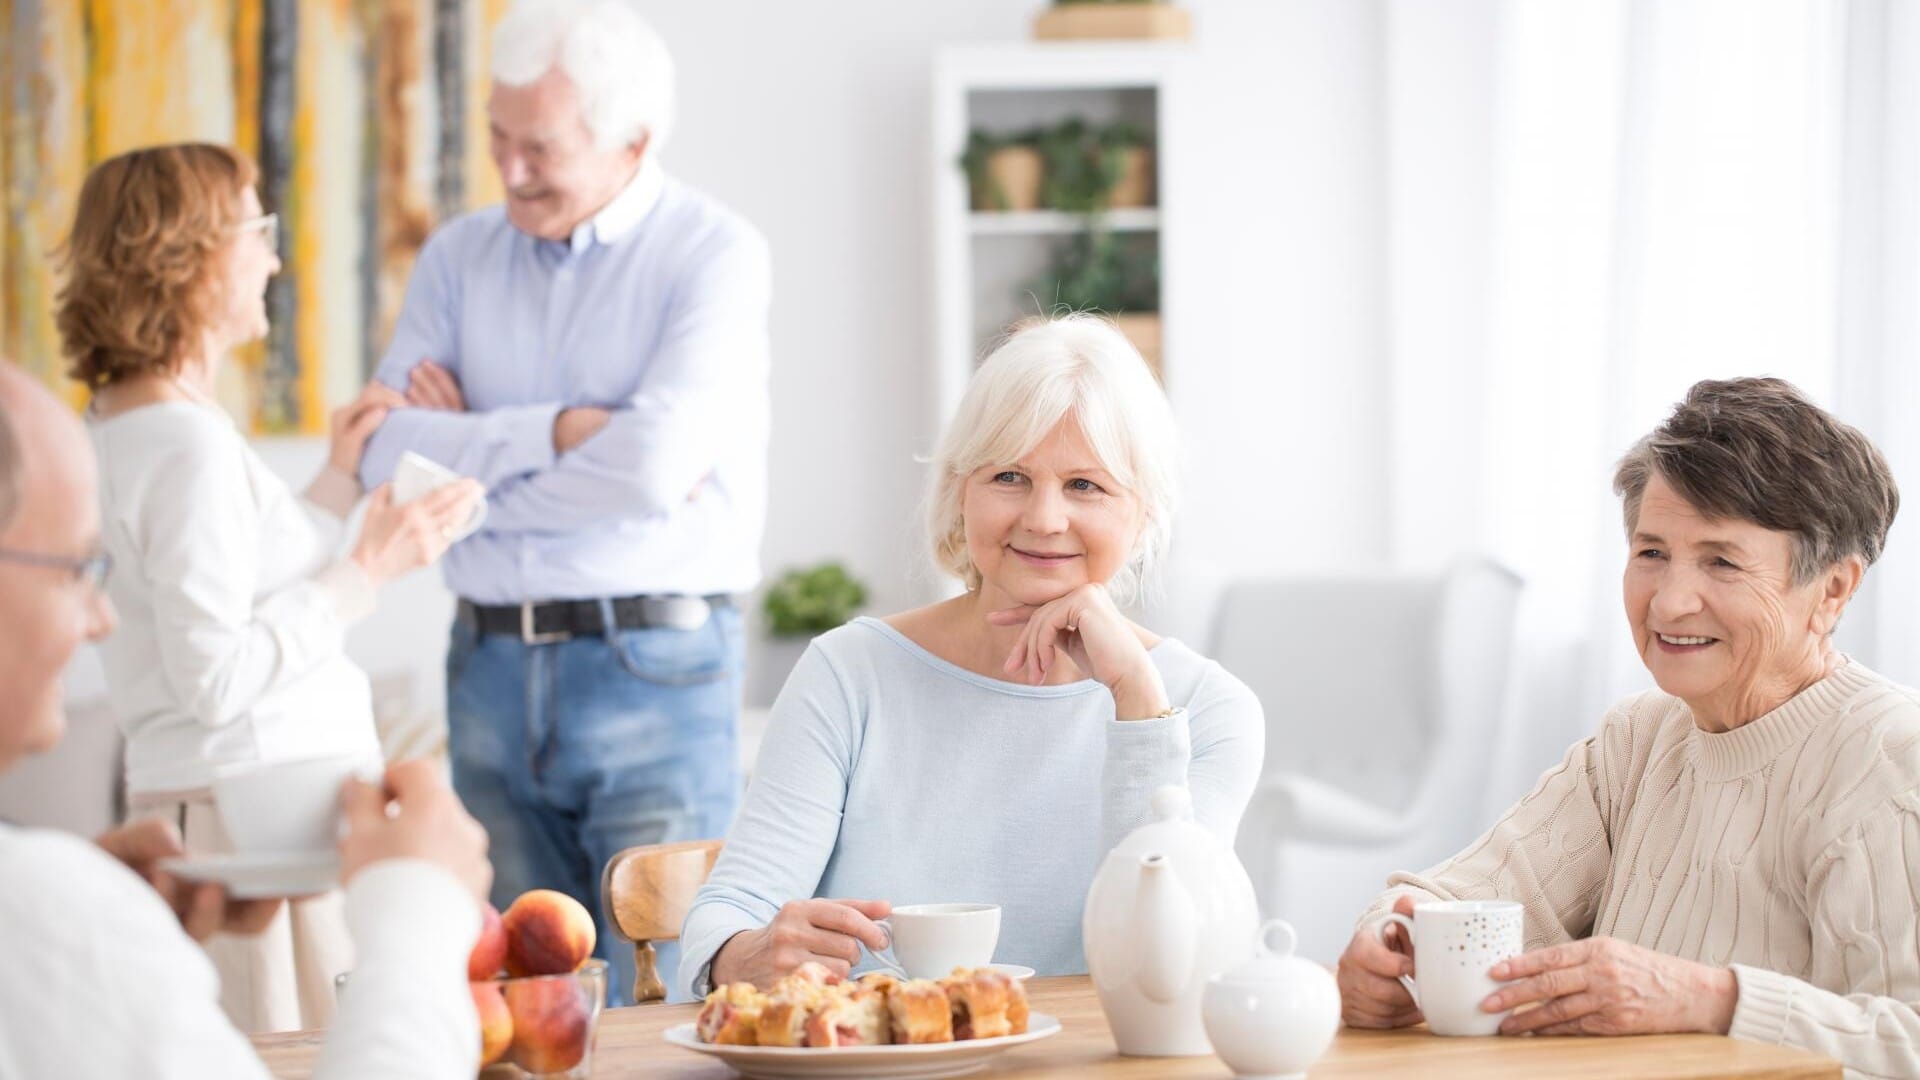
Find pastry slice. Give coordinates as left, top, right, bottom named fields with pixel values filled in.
left=756, top=972, right=834, bottom=1047
left=803, top=983, right=891, bottom=1047
left=887, top=978, right=954, bottom=1043
left=695, top=982, right=765, bottom=1045
left=940, top=967, right=1029, bottom=1040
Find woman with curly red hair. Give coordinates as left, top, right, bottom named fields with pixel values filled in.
left=57, top=143, right=481, bottom=1033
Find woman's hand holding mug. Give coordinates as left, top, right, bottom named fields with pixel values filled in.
left=350, top=480, right=482, bottom=587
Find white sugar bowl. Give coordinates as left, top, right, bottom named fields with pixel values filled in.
left=1200, top=919, right=1340, bottom=1080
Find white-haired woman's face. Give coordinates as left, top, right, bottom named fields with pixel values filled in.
left=962, top=416, right=1144, bottom=607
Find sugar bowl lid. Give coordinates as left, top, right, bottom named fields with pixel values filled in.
left=1212, top=918, right=1322, bottom=987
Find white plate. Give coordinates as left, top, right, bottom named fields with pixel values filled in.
left=159, top=851, right=340, bottom=899
left=663, top=1012, right=1061, bottom=1080
left=983, top=964, right=1035, bottom=982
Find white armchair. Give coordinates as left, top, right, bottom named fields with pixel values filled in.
left=1214, top=558, right=1522, bottom=963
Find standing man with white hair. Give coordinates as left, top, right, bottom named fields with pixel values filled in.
left=360, top=0, right=770, bottom=1005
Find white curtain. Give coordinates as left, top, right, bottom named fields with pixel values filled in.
left=1386, top=0, right=1918, bottom=805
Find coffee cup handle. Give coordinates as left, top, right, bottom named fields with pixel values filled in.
left=1374, top=913, right=1420, bottom=1007
left=864, top=918, right=907, bottom=979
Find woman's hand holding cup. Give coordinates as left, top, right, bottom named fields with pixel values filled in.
left=350, top=480, right=482, bottom=587
left=711, top=898, right=892, bottom=990
left=1337, top=893, right=1423, bottom=1029
left=989, top=583, right=1170, bottom=720
left=338, top=759, right=492, bottom=901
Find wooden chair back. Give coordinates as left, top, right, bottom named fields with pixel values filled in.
left=602, top=839, right=723, bottom=1003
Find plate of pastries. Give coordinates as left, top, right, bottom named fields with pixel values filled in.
left=664, top=962, right=1058, bottom=1079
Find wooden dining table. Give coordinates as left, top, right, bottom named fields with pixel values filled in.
left=253, top=975, right=1841, bottom=1079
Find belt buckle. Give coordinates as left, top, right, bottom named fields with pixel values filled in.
left=644, top=595, right=712, bottom=632
left=519, top=602, right=570, bottom=645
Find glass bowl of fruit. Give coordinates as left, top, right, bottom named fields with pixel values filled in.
left=470, top=959, right=607, bottom=1078
left=342, top=888, right=608, bottom=1078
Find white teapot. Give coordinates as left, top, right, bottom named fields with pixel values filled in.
left=1202, top=919, right=1340, bottom=1079
left=1081, top=785, right=1261, bottom=1056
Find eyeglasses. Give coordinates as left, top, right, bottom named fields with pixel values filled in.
left=237, top=212, right=279, bottom=252
left=0, top=547, right=113, bottom=592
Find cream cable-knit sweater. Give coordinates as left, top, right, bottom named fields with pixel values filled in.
left=1365, top=660, right=1920, bottom=1080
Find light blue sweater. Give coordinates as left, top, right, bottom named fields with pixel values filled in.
left=678, top=616, right=1265, bottom=998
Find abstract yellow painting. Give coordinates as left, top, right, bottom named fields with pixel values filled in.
left=1, top=0, right=505, bottom=432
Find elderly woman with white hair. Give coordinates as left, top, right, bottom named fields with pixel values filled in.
left=677, top=315, right=1264, bottom=997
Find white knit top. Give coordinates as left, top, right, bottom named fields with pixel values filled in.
left=1367, top=659, right=1920, bottom=1079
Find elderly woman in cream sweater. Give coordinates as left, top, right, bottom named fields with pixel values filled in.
left=1339, top=377, right=1918, bottom=1077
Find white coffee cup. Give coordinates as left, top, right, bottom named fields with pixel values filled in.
left=1374, top=899, right=1523, bottom=1036
left=392, top=451, right=487, bottom=541
left=880, top=903, right=1001, bottom=979
left=211, top=753, right=379, bottom=856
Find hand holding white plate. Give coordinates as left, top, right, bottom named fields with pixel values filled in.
left=159, top=851, right=341, bottom=899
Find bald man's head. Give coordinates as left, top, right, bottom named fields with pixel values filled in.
left=0, top=362, right=114, bottom=772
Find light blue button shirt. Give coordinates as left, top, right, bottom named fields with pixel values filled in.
left=360, top=161, right=771, bottom=603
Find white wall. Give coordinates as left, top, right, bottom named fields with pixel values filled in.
left=650, top=0, right=1394, bottom=657
left=68, top=0, right=1397, bottom=709
left=1157, top=0, right=1391, bottom=639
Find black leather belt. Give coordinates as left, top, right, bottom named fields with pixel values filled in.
left=458, top=594, right=734, bottom=644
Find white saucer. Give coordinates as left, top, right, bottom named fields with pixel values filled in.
left=985, top=964, right=1036, bottom=981
left=159, top=851, right=340, bottom=899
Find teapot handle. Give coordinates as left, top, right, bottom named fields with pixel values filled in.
left=1256, top=918, right=1298, bottom=957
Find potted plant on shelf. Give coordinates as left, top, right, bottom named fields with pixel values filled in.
left=961, top=129, right=1045, bottom=212
left=750, top=562, right=870, bottom=705
left=1033, top=0, right=1192, bottom=42
left=1027, top=230, right=1163, bottom=378
left=1036, top=119, right=1154, bottom=213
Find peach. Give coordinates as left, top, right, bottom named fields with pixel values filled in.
left=471, top=981, right=512, bottom=1066
left=470, top=902, right=508, bottom=980
left=503, top=889, right=596, bottom=977
left=505, top=977, right=591, bottom=1074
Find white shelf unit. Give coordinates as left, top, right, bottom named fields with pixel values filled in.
left=931, top=43, right=1186, bottom=431
left=967, top=208, right=1162, bottom=236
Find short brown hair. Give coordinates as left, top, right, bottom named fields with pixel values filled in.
left=56, top=143, right=257, bottom=389
left=1613, top=377, right=1899, bottom=582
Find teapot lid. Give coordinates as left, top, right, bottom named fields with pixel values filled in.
left=1110, top=783, right=1213, bottom=859
left=1212, top=919, right=1327, bottom=987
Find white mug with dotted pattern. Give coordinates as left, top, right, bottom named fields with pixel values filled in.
left=1373, top=899, right=1523, bottom=1036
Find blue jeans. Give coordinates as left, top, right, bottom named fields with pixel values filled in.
left=445, top=603, right=744, bottom=1006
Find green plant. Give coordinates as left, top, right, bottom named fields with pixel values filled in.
left=1035, top=119, right=1150, bottom=214
left=959, top=129, right=1038, bottom=211
left=1028, top=228, right=1159, bottom=314
left=762, top=562, right=869, bottom=637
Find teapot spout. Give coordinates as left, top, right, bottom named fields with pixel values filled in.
left=1129, top=852, right=1196, bottom=1003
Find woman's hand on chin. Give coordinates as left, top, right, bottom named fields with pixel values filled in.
left=988, top=583, right=1170, bottom=719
